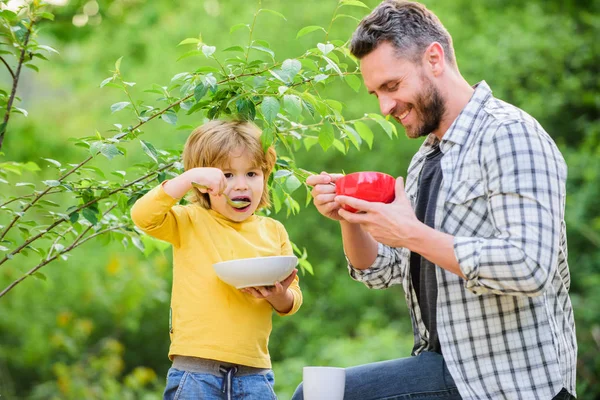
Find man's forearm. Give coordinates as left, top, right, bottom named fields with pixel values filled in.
left=340, top=221, right=379, bottom=270
left=407, top=224, right=465, bottom=279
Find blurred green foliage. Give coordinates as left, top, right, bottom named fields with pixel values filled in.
left=0, top=0, right=599, bottom=399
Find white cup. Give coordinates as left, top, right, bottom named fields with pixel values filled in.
left=303, top=366, right=346, bottom=400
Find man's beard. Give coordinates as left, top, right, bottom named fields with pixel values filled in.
left=405, top=76, right=446, bottom=139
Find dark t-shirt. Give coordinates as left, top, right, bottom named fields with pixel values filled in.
left=410, top=145, right=443, bottom=354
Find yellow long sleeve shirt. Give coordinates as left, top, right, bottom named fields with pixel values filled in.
left=130, top=183, right=302, bottom=368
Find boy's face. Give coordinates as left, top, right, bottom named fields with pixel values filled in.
left=209, top=148, right=264, bottom=222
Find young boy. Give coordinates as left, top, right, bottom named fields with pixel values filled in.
left=131, top=119, right=302, bottom=399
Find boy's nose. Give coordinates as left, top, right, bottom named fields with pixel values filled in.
left=231, top=177, right=248, bottom=190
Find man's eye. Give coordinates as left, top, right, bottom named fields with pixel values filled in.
left=386, top=84, right=399, bottom=91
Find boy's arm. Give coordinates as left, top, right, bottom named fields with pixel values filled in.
left=130, top=183, right=182, bottom=246
left=131, top=167, right=227, bottom=246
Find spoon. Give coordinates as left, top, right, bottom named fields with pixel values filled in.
left=191, top=182, right=252, bottom=209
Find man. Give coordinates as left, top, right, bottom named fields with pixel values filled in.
left=292, top=1, right=576, bottom=399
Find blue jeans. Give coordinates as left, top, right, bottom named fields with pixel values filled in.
left=163, top=367, right=277, bottom=400
left=291, top=351, right=460, bottom=400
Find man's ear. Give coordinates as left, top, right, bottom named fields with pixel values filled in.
left=424, top=42, right=445, bottom=76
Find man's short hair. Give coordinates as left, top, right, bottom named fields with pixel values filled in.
left=350, top=0, right=456, bottom=66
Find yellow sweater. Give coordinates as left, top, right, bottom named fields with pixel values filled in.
left=130, top=183, right=302, bottom=368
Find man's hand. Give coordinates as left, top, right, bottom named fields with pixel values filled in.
left=307, top=172, right=345, bottom=221
left=336, top=177, right=422, bottom=248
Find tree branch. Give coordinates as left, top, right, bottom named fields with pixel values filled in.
left=0, top=22, right=34, bottom=151
left=0, top=223, right=126, bottom=299
left=0, top=62, right=277, bottom=241
left=0, top=162, right=174, bottom=268
left=0, top=56, right=15, bottom=79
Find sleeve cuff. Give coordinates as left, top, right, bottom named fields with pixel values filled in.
left=454, top=236, right=484, bottom=294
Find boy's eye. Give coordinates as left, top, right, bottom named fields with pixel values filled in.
left=247, top=171, right=258, bottom=177
left=224, top=173, right=233, bottom=178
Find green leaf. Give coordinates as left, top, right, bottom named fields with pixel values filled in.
left=285, top=175, right=302, bottom=193
left=131, top=236, right=145, bottom=252
left=42, top=158, right=61, bottom=168
left=261, top=128, right=275, bottom=152
left=100, top=144, right=123, bottom=160
left=223, top=46, right=244, bottom=53
left=317, top=43, right=334, bottom=55
left=177, top=50, right=200, bottom=61
left=115, top=56, right=123, bottom=71
left=261, top=97, right=279, bottom=123
left=38, top=200, right=60, bottom=207
left=259, top=9, right=287, bottom=20
left=339, top=0, right=369, bottom=9
left=177, top=38, right=201, bottom=46
left=82, top=208, right=98, bottom=225
left=322, top=55, right=342, bottom=76
left=37, top=45, right=59, bottom=54
left=282, top=59, right=301, bottom=79
left=368, top=113, right=397, bottom=139
left=343, top=125, right=362, bottom=149
left=100, top=76, right=114, bottom=88
left=33, top=272, right=47, bottom=281
left=354, top=121, right=374, bottom=149
left=274, top=170, right=293, bottom=179
left=69, top=212, right=79, bottom=224
left=249, top=45, right=274, bottom=58
left=110, top=102, right=130, bottom=113
left=25, top=64, right=39, bottom=72
left=140, top=140, right=159, bottom=162
left=236, top=99, right=256, bottom=121
left=333, top=13, right=361, bottom=23
left=194, top=83, right=208, bottom=101
left=230, top=23, right=249, bottom=34
left=296, top=25, right=326, bottom=39
left=161, top=111, right=178, bottom=125
left=318, top=121, right=335, bottom=151
left=15, top=182, right=35, bottom=188
left=0, top=10, right=17, bottom=21
left=283, top=95, right=302, bottom=118
left=42, top=180, right=61, bottom=187
left=345, top=74, right=361, bottom=92
left=303, top=136, right=319, bottom=151
left=40, top=12, right=55, bottom=21
left=201, top=45, right=216, bottom=57
left=332, top=138, right=347, bottom=154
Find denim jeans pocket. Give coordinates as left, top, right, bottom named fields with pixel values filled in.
left=238, top=371, right=277, bottom=400
left=163, top=368, right=189, bottom=400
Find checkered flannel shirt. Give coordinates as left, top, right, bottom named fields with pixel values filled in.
left=349, top=81, right=577, bottom=399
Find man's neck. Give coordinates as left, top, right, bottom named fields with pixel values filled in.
left=433, top=75, right=475, bottom=141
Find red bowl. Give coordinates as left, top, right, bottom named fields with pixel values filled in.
left=335, top=171, right=396, bottom=212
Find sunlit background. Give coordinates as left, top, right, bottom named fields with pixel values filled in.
left=1, top=0, right=599, bottom=399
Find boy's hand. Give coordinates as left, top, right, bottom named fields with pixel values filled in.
left=240, top=269, right=297, bottom=299
left=163, top=167, right=227, bottom=199
left=240, top=269, right=297, bottom=313
left=187, top=167, right=227, bottom=195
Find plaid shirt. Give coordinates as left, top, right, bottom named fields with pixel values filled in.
left=349, top=81, right=576, bottom=399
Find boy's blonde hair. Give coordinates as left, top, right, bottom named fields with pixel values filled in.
left=182, top=120, right=277, bottom=210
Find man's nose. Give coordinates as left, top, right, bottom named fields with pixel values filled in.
left=379, top=96, right=396, bottom=116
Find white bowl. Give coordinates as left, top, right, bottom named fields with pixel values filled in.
left=213, top=255, right=298, bottom=289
